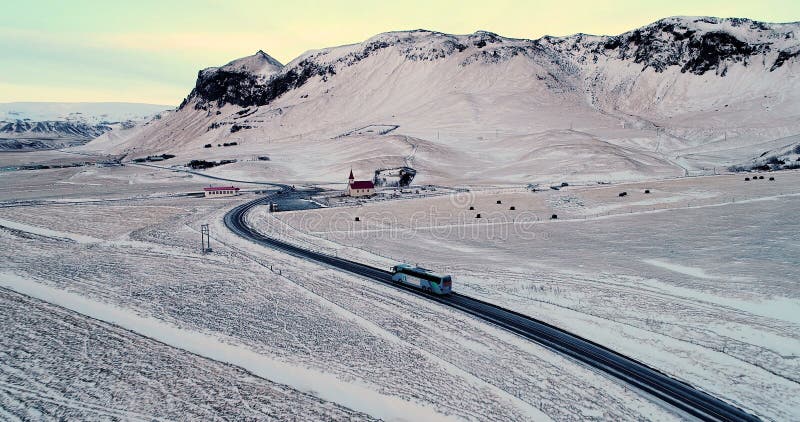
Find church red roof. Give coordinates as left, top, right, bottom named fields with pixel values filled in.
left=350, top=180, right=374, bottom=189
left=204, top=186, right=240, bottom=191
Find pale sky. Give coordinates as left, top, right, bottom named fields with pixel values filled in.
left=2, top=0, right=798, bottom=105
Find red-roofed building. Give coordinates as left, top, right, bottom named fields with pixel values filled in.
left=203, top=186, right=240, bottom=198
left=346, top=170, right=375, bottom=197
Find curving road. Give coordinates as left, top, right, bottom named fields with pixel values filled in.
left=225, top=193, right=760, bottom=422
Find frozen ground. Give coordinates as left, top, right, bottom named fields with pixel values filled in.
left=272, top=170, right=800, bottom=420
left=0, top=287, right=374, bottom=421
left=0, top=164, right=681, bottom=420
left=0, top=152, right=274, bottom=204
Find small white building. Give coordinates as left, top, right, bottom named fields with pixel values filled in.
left=204, top=186, right=240, bottom=198
left=346, top=170, right=375, bottom=197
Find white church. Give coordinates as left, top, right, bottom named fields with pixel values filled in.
left=346, top=169, right=375, bottom=197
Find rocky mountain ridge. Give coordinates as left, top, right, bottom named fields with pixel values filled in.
left=85, top=16, right=800, bottom=185
left=183, top=16, right=799, bottom=109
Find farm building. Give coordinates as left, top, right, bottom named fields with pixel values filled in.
left=204, top=186, right=240, bottom=198
left=347, top=170, right=375, bottom=197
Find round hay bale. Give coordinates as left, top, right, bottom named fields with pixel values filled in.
left=475, top=213, right=481, bottom=218
left=496, top=200, right=502, bottom=204
left=509, top=206, right=516, bottom=210
left=354, top=217, right=360, bottom=222
left=551, top=214, right=558, bottom=220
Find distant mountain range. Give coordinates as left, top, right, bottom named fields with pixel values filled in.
left=0, top=102, right=170, bottom=151
left=0, top=102, right=171, bottom=124
left=85, top=17, right=800, bottom=184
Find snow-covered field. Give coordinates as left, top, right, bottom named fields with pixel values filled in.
left=0, top=163, right=689, bottom=420
left=0, top=287, right=374, bottom=421
left=4, top=14, right=800, bottom=421
left=2, top=145, right=799, bottom=421
left=272, top=170, right=800, bottom=420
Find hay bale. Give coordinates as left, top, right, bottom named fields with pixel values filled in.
left=619, top=192, right=627, bottom=197
left=469, top=206, right=475, bottom=210
left=769, top=177, right=775, bottom=181
left=644, top=189, right=651, bottom=194
left=551, top=214, right=558, bottom=220
left=745, top=177, right=750, bottom=181
left=354, top=217, right=360, bottom=221
left=509, top=206, right=516, bottom=210
left=496, top=200, right=502, bottom=204
left=475, top=213, right=481, bottom=218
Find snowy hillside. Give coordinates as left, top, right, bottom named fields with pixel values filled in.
left=85, top=16, right=800, bottom=185
left=0, top=102, right=171, bottom=151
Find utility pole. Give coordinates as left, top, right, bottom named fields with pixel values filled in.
left=201, top=224, right=211, bottom=253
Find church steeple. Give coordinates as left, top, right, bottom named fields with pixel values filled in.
left=348, top=169, right=354, bottom=181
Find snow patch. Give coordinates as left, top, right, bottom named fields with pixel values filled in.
left=643, top=259, right=718, bottom=280
left=0, top=218, right=101, bottom=244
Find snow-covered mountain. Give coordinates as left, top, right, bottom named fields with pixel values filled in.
left=1, top=120, right=111, bottom=137
left=0, top=102, right=171, bottom=124
left=0, top=120, right=114, bottom=151
left=0, top=102, right=170, bottom=151
left=86, top=17, right=800, bottom=185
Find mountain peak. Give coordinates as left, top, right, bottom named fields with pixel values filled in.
left=641, top=15, right=783, bottom=35
left=472, top=30, right=500, bottom=37
left=254, top=50, right=282, bottom=66
left=199, top=50, right=283, bottom=80
left=224, top=50, right=283, bottom=74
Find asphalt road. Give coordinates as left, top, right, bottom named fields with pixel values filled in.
left=225, top=193, right=760, bottom=422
